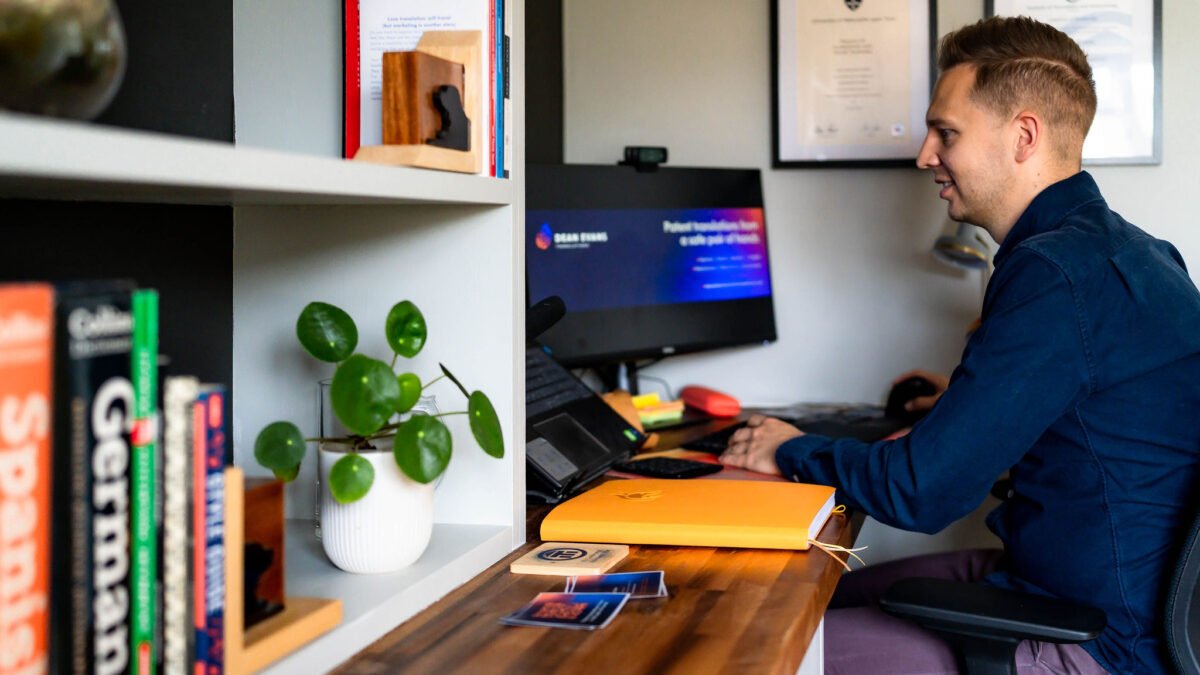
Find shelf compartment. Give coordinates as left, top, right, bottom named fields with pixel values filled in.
left=264, top=520, right=513, bottom=673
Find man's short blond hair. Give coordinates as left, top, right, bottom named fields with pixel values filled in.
left=939, top=16, right=1097, bottom=161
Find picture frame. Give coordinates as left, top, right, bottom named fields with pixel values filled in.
left=986, top=0, right=1162, bottom=165
left=771, top=0, right=937, bottom=168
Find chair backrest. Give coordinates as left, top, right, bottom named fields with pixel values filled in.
left=1167, top=501, right=1200, bottom=674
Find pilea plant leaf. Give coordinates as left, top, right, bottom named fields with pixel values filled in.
left=394, top=415, right=452, bottom=484
left=396, top=372, right=422, bottom=413
left=254, top=421, right=307, bottom=482
left=329, top=453, right=374, bottom=504
left=386, top=300, right=427, bottom=358
left=468, top=391, right=504, bottom=458
left=331, top=354, right=402, bottom=436
left=439, top=362, right=470, bottom=398
left=296, top=301, right=358, bottom=363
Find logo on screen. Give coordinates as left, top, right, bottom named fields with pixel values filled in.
left=845, top=0, right=861, bottom=9
left=535, top=223, right=554, bottom=250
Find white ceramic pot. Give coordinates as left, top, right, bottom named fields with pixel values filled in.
left=318, top=444, right=434, bottom=574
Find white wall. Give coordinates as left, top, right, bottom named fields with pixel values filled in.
left=563, top=0, right=1200, bottom=561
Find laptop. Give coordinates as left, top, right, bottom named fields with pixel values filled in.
left=525, top=344, right=645, bottom=503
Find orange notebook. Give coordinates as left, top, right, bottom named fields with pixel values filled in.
left=541, top=479, right=837, bottom=550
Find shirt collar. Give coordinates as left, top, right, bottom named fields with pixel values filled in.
left=993, top=171, right=1105, bottom=267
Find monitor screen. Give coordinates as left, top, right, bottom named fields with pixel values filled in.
left=526, top=164, right=777, bottom=367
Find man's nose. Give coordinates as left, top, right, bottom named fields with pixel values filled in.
left=916, top=134, right=939, bottom=170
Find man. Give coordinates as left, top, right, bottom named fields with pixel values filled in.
left=721, top=16, right=1200, bottom=674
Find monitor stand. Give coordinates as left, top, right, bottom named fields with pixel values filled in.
left=595, top=361, right=643, bottom=395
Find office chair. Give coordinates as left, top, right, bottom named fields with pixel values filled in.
left=879, top=497, right=1200, bottom=675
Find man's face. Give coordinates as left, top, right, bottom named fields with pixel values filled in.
left=917, top=65, right=1015, bottom=236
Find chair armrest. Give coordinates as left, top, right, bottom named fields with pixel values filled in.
left=881, top=578, right=1106, bottom=644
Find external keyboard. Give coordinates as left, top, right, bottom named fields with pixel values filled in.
left=683, top=408, right=906, bottom=454
left=612, top=456, right=724, bottom=479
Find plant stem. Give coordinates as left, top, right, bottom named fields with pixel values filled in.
left=422, top=374, right=445, bottom=391
left=433, top=411, right=468, bottom=418
left=390, top=353, right=398, bottom=369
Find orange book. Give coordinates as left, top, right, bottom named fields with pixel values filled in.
left=541, top=479, right=836, bottom=550
left=0, top=284, right=54, bottom=675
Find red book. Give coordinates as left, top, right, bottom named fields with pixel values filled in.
left=192, top=398, right=207, bottom=675
left=0, top=284, right=54, bottom=675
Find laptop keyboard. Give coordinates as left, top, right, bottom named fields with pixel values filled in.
left=526, top=348, right=593, bottom=418
left=683, top=409, right=906, bottom=454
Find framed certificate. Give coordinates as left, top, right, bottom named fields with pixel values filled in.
left=772, top=0, right=936, bottom=168
left=987, top=0, right=1162, bottom=165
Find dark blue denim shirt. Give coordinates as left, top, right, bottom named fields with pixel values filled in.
left=777, top=172, right=1200, bottom=673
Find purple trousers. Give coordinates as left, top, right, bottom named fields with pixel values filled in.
left=824, top=549, right=1109, bottom=674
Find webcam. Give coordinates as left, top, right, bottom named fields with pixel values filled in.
left=618, top=146, right=668, bottom=172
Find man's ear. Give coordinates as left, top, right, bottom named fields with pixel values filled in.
left=1012, top=110, right=1041, bottom=163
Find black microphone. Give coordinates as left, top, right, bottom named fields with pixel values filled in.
left=526, top=296, right=566, bottom=340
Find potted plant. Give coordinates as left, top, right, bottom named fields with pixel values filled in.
left=252, top=300, right=504, bottom=573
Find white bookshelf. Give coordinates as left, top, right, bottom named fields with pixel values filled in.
left=0, top=113, right=511, bottom=206
left=0, top=0, right=526, bottom=669
left=264, top=521, right=513, bottom=674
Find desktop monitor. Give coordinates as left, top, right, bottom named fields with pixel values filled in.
left=526, top=163, right=777, bottom=368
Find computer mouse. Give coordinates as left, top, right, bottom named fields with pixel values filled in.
left=885, top=376, right=940, bottom=426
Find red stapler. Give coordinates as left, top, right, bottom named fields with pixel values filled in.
left=679, top=385, right=741, bottom=418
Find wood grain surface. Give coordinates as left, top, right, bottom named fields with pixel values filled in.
left=336, top=494, right=852, bottom=674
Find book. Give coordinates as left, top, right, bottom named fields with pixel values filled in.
left=540, top=479, right=837, bottom=550
left=501, top=0, right=510, bottom=178
left=0, top=283, right=54, bottom=675
left=509, top=542, right=629, bottom=576
left=343, top=0, right=496, bottom=168
left=131, top=290, right=159, bottom=674
left=198, top=387, right=226, bottom=675
left=162, top=376, right=198, bottom=675
left=499, top=592, right=630, bottom=630
left=494, top=0, right=503, bottom=178
left=191, top=393, right=207, bottom=674
left=48, top=282, right=136, bottom=675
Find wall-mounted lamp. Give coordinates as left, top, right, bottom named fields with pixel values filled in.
left=932, top=221, right=992, bottom=271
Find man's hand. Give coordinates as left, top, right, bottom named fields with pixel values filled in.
left=893, top=369, right=949, bottom=413
left=718, top=415, right=803, bottom=476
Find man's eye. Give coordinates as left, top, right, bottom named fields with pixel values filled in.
left=939, top=128, right=955, bottom=142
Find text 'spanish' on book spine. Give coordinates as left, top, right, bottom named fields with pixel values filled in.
left=0, top=283, right=54, bottom=675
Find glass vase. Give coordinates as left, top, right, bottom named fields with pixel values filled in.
left=0, top=0, right=127, bottom=120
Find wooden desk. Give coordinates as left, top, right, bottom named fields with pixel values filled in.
left=335, top=418, right=854, bottom=674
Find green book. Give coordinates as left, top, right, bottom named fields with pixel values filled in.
left=131, top=289, right=159, bottom=674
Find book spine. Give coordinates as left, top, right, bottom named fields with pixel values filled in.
left=343, top=0, right=361, bottom=158
left=131, top=291, right=159, bottom=674
left=50, top=287, right=135, bottom=675
left=201, top=391, right=225, bottom=675
left=0, top=284, right=54, bottom=675
left=503, top=2, right=511, bottom=178
left=190, top=399, right=206, bottom=675
left=495, top=0, right=504, bottom=178
left=161, top=377, right=198, bottom=675
left=488, top=0, right=497, bottom=177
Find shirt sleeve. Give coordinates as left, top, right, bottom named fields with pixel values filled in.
left=775, top=249, right=1092, bottom=533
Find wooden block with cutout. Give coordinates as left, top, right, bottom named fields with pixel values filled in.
left=382, top=51, right=466, bottom=146
left=224, top=467, right=341, bottom=674
left=354, top=30, right=482, bottom=174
